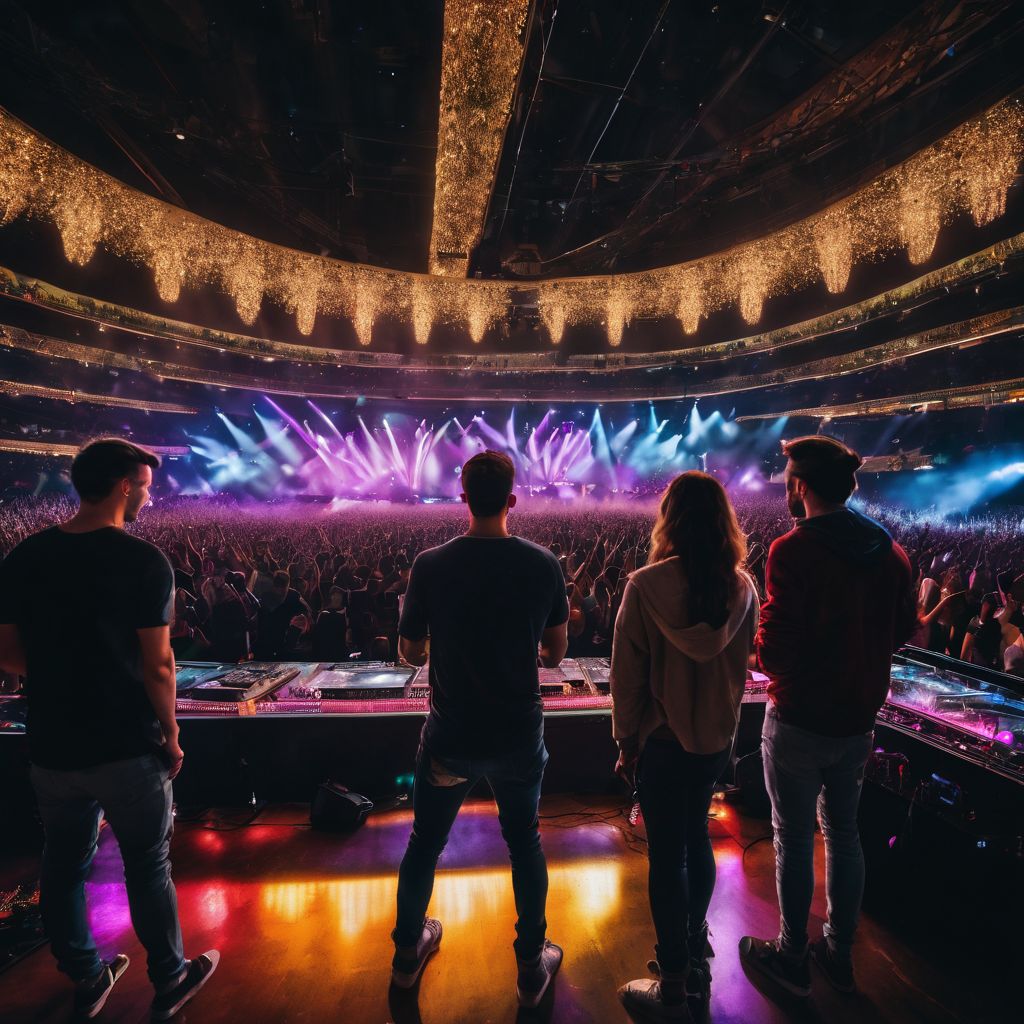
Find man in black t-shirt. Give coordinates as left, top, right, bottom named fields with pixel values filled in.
left=256, top=570, right=310, bottom=658
left=0, top=439, right=218, bottom=1020
left=391, top=451, right=569, bottom=1009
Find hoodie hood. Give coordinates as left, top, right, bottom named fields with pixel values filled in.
left=796, top=507, right=893, bottom=565
left=628, top=559, right=755, bottom=663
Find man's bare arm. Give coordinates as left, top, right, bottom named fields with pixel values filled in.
left=137, top=626, right=184, bottom=778
left=539, top=622, right=568, bottom=668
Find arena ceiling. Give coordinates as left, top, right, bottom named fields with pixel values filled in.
left=1, top=0, right=1021, bottom=276
left=0, top=0, right=1023, bottom=413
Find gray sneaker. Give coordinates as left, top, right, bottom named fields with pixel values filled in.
left=618, top=967, right=691, bottom=1022
left=151, top=951, right=220, bottom=1020
left=391, top=918, right=442, bottom=989
left=74, top=954, right=129, bottom=1019
left=516, top=939, right=563, bottom=1008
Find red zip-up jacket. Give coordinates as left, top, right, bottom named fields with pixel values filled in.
left=757, top=508, right=918, bottom=737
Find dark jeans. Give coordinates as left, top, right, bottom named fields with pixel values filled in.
left=394, top=739, right=549, bottom=960
left=30, top=753, right=186, bottom=987
left=762, top=706, right=874, bottom=962
left=637, top=737, right=732, bottom=974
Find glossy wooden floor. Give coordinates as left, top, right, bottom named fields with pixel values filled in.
left=0, top=794, right=1009, bottom=1023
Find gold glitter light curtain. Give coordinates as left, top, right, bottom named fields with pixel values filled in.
left=0, top=96, right=1021, bottom=347
left=428, top=0, right=530, bottom=277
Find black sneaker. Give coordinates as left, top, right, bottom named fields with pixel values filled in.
left=74, top=954, right=129, bottom=1019
left=738, top=936, right=811, bottom=997
left=686, top=959, right=711, bottom=1017
left=151, top=951, right=220, bottom=1020
left=686, top=922, right=713, bottom=1015
left=391, top=918, right=442, bottom=989
left=688, top=921, right=714, bottom=960
left=516, top=939, right=563, bottom=1008
left=810, top=938, right=855, bottom=993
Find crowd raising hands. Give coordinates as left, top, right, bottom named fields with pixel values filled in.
left=1, top=491, right=1022, bottom=673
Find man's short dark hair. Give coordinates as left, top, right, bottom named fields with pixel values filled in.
left=461, top=450, right=515, bottom=517
left=782, top=435, right=863, bottom=503
left=70, top=438, right=160, bottom=503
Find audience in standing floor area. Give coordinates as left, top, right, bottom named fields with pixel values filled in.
left=1, top=482, right=1021, bottom=671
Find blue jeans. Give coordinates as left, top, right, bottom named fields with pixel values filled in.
left=637, top=737, right=732, bottom=974
left=394, top=739, right=549, bottom=960
left=30, top=753, right=186, bottom=987
left=761, top=706, right=874, bottom=963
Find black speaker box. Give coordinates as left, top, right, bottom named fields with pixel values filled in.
left=310, top=781, right=373, bottom=831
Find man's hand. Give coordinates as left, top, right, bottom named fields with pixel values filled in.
left=398, top=636, right=428, bottom=667
left=164, top=732, right=185, bottom=780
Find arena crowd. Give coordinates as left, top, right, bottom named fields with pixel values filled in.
left=1, top=490, right=1022, bottom=674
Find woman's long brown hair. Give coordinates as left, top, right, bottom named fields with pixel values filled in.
left=648, top=471, right=747, bottom=629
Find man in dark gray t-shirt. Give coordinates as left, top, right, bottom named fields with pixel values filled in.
left=391, top=450, right=568, bottom=1009
left=399, top=531, right=567, bottom=759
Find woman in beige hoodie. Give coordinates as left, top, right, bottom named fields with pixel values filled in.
left=612, top=472, right=758, bottom=1022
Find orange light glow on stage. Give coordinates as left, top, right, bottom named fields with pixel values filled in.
left=258, top=861, right=622, bottom=945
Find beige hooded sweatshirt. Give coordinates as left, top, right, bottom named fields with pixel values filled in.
left=610, top=559, right=759, bottom=755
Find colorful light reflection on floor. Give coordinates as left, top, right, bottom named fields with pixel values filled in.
left=1, top=797, right=998, bottom=1024
left=258, top=861, right=621, bottom=941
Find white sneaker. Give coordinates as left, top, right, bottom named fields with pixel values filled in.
left=618, top=971, right=691, bottom=1022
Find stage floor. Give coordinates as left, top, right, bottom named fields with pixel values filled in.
left=0, top=795, right=1009, bottom=1024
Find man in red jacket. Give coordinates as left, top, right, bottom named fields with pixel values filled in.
left=740, top=436, right=917, bottom=996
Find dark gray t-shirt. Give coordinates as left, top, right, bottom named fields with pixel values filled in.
left=399, top=535, right=568, bottom=758
left=0, top=526, right=174, bottom=769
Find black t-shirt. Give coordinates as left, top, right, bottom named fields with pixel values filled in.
left=966, top=615, right=1001, bottom=665
left=399, top=535, right=569, bottom=758
left=0, top=526, right=174, bottom=769
left=257, top=588, right=303, bottom=658
left=207, top=597, right=249, bottom=662
left=312, top=608, right=349, bottom=660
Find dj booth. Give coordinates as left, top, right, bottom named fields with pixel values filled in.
left=1, top=647, right=1022, bottom=929
left=1, top=648, right=1021, bottom=824
left=166, top=657, right=644, bottom=803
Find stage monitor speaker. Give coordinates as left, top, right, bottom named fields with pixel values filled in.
left=310, top=781, right=373, bottom=832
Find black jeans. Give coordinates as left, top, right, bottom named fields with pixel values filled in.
left=637, top=737, right=731, bottom=973
left=394, top=738, right=549, bottom=960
